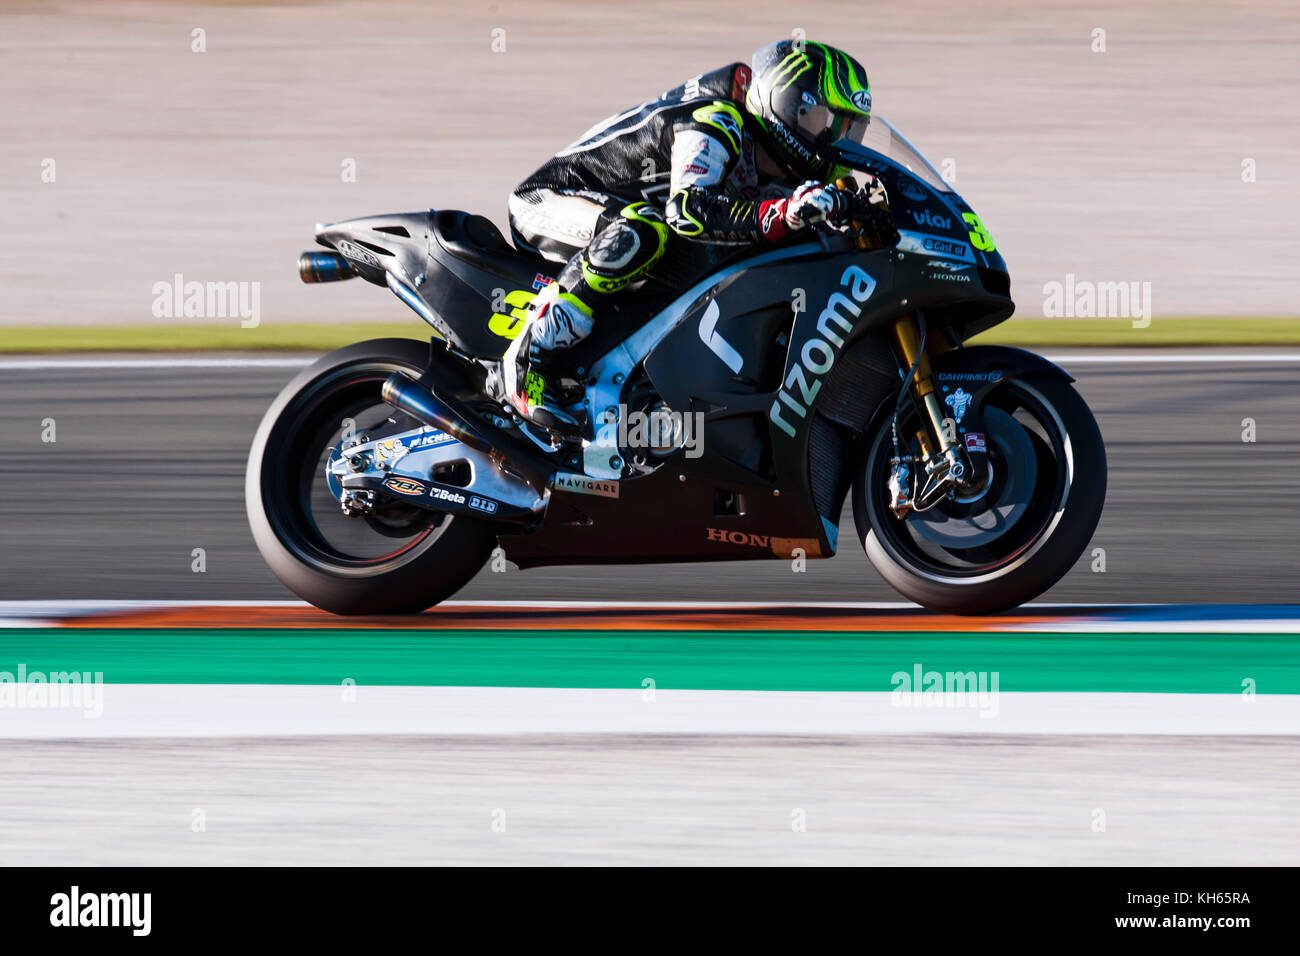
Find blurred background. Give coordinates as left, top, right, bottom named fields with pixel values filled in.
left=1, top=0, right=1298, bottom=870
left=1, top=0, right=1298, bottom=330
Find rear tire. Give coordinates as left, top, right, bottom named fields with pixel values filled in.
left=853, top=375, right=1106, bottom=615
left=246, top=338, right=496, bottom=615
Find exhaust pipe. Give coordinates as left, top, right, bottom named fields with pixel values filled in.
left=382, top=372, right=492, bottom=453
left=380, top=371, right=558, bottom=492
left=298, top=251, right=356, bottom=283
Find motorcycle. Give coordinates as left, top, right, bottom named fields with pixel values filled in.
left=246, top=116, right=1106, bottom=615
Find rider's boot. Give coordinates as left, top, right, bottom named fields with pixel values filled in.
left=502, top=282, right=594, bottom=437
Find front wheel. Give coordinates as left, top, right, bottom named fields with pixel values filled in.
left=246, top=338, right=496, bottom=615
left=853, top=375, right=1106, bottom=615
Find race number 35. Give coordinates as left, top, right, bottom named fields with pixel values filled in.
left=962, top=212, right=996, bottom=252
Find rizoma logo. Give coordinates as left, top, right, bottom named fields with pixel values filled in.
left=770, top=265, right=876, bottom=438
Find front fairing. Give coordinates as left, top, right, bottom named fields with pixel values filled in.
left=829, top=118, right=1013, bottom=336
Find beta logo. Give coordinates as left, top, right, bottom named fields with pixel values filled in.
left=429, top=486, right=467, bottom=505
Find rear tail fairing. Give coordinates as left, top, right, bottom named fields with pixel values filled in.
left=314, top=210, right=557, bottom=358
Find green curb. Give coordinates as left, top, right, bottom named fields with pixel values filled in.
left=1, top=629, right=1295, bottom=694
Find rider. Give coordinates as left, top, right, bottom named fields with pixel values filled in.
left=504, top=39, right=897, bottom=434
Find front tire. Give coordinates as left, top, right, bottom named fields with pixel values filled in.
left=853, top=375, right=1106, bottom=615
left=246, top=338, right=496, bottom=615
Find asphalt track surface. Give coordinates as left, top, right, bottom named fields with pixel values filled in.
left=0, top=350, right=1296, bottom=604
left=2, top=735, right=1296, bottom=865
left=2, top=354, right=1297, bottom=865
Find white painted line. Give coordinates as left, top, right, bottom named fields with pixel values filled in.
left=1, top=685, right=1296, bottom=738
left=1018, top=621, right=1300, bottom=634
left=0, top=599, right=1178, bottom=613
left=1043, top=352, right=1300, bottom=364
left=0, top=357, right=314, bottom=370
left=2, top=351, right=1300, bottom=371
left=3, top=600, right=1298, bottom=632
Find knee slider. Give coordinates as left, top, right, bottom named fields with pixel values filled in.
left=580, top=206, right=669, bottom=294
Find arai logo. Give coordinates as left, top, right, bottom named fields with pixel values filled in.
left=850, top=89, right=872, bottom=111
left=769, top=264, right=876, bottom=438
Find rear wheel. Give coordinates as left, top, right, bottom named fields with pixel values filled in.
left=853, top=375, right=1106, bottom=615
left=246, top=338, right=495, bottom=615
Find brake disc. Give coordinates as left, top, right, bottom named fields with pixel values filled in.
left=906, top=406, right=1037, bottom=550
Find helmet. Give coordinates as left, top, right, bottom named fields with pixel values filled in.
left=745, top=40, right=872, bottom=180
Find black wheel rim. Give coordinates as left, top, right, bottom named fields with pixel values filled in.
left=866, top=380, right=1072, bottom=581
left=260, top=360, right=454, bottom=575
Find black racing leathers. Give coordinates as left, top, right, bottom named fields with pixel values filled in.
left=510, top=63, right=799, bottom=257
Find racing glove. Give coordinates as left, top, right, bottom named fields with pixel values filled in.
left=758, top=181, right=852, bottom=242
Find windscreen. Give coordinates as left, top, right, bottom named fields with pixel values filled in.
left=836, top=115, right=952, bottom=193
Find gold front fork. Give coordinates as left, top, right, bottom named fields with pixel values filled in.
left=888, top=313, right=974, bottom=519
left=891, top=314, right=954, bottom=458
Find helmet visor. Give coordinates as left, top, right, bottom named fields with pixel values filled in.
left=796, top=104, right=872, bottom=148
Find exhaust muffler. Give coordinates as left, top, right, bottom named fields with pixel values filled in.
left=298, top=251, right=356, bottom=283
left=380, top=371, right=559, bottom=493
left=381, top=372, right=492, bottom=453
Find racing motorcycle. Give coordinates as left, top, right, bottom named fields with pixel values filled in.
left=247, top=117, right=1106, bottom=615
